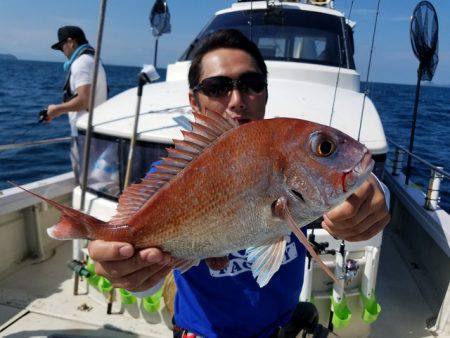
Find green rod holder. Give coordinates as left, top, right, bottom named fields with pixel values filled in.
left=360, top=290, right=381, bottom=324
left=331, top=295, right=352, bottom=329
left=119, top=288, right=137, bottom=305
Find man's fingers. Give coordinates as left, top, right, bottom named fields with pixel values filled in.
left=325, top=179, right=375, bottom=223
left=345, top=214, right=390, bottom=242
left=111, top=264, right=171, bottom=291
left=321, top=221, right=340, bottom=239
left=324, top=195, right=373, bottom=230
left=131, top=266, right=173, bottom=292
left=95, top=248, right=169, bottom=279
left=324, top=209, right=387, bottom=239
left=139, top=247, right=172, bottom=265
left=88, top=240, right=134, bottom=262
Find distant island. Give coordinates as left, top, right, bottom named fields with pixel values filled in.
left=0, top=53, right=18, bottom=61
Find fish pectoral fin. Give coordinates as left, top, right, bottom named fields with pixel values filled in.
left=273, top=196, right=340, bottom=285
left=174, top=259, right=200, bottom=274
left=246, top=237, right=287, bottom=288
left=205, top=256, right=230, bottom=271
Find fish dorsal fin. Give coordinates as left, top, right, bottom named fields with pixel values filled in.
left=109, top=110, right=238, bottom=225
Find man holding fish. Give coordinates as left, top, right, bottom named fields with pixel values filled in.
left=86, top=29, right=390, bottom=337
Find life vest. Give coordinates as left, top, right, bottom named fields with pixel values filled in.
left=62, top=45, right=96, bottom=103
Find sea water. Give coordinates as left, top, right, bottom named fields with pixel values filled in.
left=0, top=59, right=449, bottom=210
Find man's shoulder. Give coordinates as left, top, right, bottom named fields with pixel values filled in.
left=71, top=54, right=95, bottom=72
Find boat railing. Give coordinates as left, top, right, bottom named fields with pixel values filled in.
left=386, top=138, right=450, bottom=211
left=0, top=137, right=71, bottom=152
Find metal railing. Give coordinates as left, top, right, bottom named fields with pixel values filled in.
left=387, top=139, right=450, bottom=211
left=0, top=137, right=71, bottom=152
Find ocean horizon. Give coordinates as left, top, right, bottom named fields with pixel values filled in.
left=5, top=57, right=450, bottom=89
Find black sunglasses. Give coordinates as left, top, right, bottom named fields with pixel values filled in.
left=194, top=72, right=267, bottom=98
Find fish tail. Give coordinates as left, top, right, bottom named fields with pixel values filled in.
left=9, top=181, right=106, bottom=240
left=47, top=209, right=106, bottom=240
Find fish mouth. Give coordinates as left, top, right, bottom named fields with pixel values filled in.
left=290, top=189, right=306, bottom=203
left=355, top=151, right=374, bottom=174
left=342, top=150, right=374, bottom=193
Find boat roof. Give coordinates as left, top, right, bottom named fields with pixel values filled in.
left=217, top=1, right=344, bottom=18
left=77, top=65, right=387, bottom=154
left=77, top=0, right=387, bottom=153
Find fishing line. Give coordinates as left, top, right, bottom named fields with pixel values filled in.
left=249, top=0, right=254, bottom=41
left=0, top=109, right=47, bottom=155
left=328, top=1, right=356, bottom=330
left=329, top=0, right=355, bottom=127
left=357, top=0, right=382, bottom=142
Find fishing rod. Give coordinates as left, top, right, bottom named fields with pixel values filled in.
left=0, top=109, right=59, bottom=154
left=357, top=0, right=382, bottom=142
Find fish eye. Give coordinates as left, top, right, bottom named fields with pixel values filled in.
left=310, top=133, right=336, bottom=157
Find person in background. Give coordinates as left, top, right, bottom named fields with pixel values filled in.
left=46, top=26, right=108, bottom=183
left=88, top=29, right=390, bottom=337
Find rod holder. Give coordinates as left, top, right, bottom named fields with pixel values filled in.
left=425, top=167, right=444, bottom=210
left=392, top=148, right=403, bottom=176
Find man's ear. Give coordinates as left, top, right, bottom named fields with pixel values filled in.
left=189, top=91, right=201, bottom=113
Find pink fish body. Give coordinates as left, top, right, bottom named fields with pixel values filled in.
left=20, top=111, right=373, bottom=287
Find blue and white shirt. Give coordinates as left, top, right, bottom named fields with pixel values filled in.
left=173, top=233, right=306, bottom=337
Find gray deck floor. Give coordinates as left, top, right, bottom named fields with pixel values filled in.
left=0, top=230, right=440, bottom=338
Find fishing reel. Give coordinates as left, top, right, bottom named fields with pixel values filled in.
left=339, top=258, right=359, bottom=282
left=38, top=109, right=49, bottom=123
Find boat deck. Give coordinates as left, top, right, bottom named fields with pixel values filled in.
left=0, top=228, right=437, bottom=338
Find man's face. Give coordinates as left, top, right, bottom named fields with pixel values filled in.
left=189, top=48, right=268, bottom=124
left=61, top=38, right=77, bottom=59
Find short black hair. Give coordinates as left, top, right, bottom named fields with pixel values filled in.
left=188, top=29, right=267, bottom=89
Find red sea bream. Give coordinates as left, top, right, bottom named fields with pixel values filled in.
left=18, top=111, right=374, bottom=287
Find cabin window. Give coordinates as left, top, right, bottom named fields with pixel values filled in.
left=181, top=8, right=354, bottom=69
left=258, top=37, right=286, bottom=58
left=78, top=131, right=170, bottom=201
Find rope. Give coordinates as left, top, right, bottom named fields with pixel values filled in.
left=357, top=0, right=382, bottom=141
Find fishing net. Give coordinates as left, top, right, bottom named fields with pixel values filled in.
left=410, top=1, right=439, bottom=81
left=150, top=0, right=171, bottom=37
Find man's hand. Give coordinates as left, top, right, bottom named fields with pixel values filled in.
left=45, top=84, right=91, bottom=122
left=322, top=175, right=390, bottom=242
left=87, top=240, right=174, bottom=292
left=46, top=104, right=62, bottom=122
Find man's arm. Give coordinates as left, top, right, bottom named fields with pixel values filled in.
left=321, top=174, right=390, bottom=242
left=46, top=84, right=91, bottom=121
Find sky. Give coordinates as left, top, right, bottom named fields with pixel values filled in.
left=0, top=0, right=448, bottom=85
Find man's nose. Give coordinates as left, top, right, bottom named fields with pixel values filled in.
left=227, top=88, right=246, bottom=112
